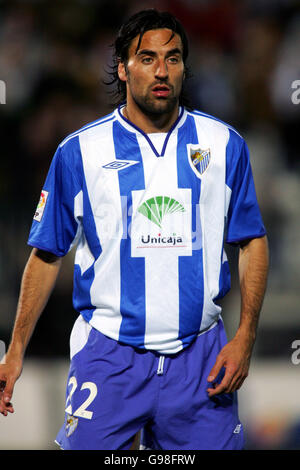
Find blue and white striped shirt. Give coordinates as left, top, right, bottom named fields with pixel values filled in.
left=28, top=105, right=266, bottom=354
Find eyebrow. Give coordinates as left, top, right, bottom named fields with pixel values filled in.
left=136, top=48, right=182, bottom=57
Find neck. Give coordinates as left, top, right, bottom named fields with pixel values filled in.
left=122, top=102, right=180, bottom=134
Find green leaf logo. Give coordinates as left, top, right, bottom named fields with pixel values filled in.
left=138, top=196, right=185, bottom=228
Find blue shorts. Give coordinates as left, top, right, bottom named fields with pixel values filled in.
left=55, top=316, right=244, bottom=450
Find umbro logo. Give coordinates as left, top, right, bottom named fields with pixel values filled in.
left=233, top=424, right=242, bottom=434
left=102, top=160, right=139, bottom=170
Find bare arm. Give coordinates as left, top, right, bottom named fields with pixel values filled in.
left=207, top=235, right=269, bottom=396
left=0, top=248, right=62, bottom=415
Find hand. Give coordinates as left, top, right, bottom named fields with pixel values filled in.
left=0, top=359, right=22, bottom=416
left=206, top=334, right=253, bottom=397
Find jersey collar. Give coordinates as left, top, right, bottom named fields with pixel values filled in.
left=114, top=104, right=187, bottom=158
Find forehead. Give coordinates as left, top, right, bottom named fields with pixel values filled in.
left=128, top=28, right=183, bottom=57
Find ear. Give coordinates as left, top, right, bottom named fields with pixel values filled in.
left=118, top=61, right=127, bottom=82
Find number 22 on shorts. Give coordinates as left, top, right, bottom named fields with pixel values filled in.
left=65, top=376, right=98, bottom=419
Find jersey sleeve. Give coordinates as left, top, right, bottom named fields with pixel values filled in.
left=28, top=141, right=82, bottom=256
left=225, top=130, right=266, bottom=244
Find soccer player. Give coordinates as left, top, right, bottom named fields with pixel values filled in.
left=0, top=9, right=269, bottom=450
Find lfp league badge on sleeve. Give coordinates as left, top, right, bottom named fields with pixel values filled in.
left=33, top=190, right=49, bottom=222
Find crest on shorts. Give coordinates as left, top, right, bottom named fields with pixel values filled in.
left=187, top=145, right=211, bottom=177
left=65, top=414, right=78, bottom=437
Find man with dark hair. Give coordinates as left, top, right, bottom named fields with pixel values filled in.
left=0, top=9, right=268, bottom=450
left=108, top=9, right=190, bottom=107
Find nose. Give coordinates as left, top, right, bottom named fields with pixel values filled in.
left=155, top=59, right=168, bottom=80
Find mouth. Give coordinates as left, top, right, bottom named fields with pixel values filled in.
left=151, top=84, right=171, bottom=98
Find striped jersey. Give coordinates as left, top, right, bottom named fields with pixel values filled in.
left=28, top=105, right=266, bottom=354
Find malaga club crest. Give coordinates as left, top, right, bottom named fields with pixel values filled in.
left=65, top=414, right=78, bottom=437
left=187, top=145, right=211, bottom=177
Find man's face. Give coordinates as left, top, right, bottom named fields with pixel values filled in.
left=118, top=28, right=185, bottom=117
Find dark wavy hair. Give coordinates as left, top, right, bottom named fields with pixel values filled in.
left=105, top=9, right=192, bottom=107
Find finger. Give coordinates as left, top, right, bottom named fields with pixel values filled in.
left=0, top=396, right=14, bottom=414
left=207, top=366, right=235, bottom=396
left=228, top=373, right=248, bottom=393
left=0, top=380, right=6, bottom=393
left=5, top=402, right=14, bottom=413
left=3, top=376, right=16, bottom=405
left=0, top=393, right=7, bottom=413
left=0, top=392, right=14, bottom=412
left=1, top=404, right=14, bottom=415
left=207, top=356, right=225, bottom=384
left=207, top=382, right=227, bottom=397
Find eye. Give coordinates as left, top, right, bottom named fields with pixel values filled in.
left=167, top=56, right=180, bottom=64
left=141, top=56, right=153, bottom=64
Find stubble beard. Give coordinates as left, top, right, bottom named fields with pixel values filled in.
left=133, top=90, right=179, bottom=118
left=126, top=68, right=182, bottom=118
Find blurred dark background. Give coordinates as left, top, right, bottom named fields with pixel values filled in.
left=0, top=0, right=300, bottom=450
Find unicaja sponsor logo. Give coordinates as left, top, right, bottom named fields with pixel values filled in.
left=138, top=196, right=185, bottom=228
left=140, top=233, right=184, bottom=247
left=136, top=196, right=187, bottom=249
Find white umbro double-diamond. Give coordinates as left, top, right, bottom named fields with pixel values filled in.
left=102, top=160, right=139, bottom=170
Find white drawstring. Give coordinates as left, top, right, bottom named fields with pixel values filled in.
left=157, top=356, right=165, bottom=375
